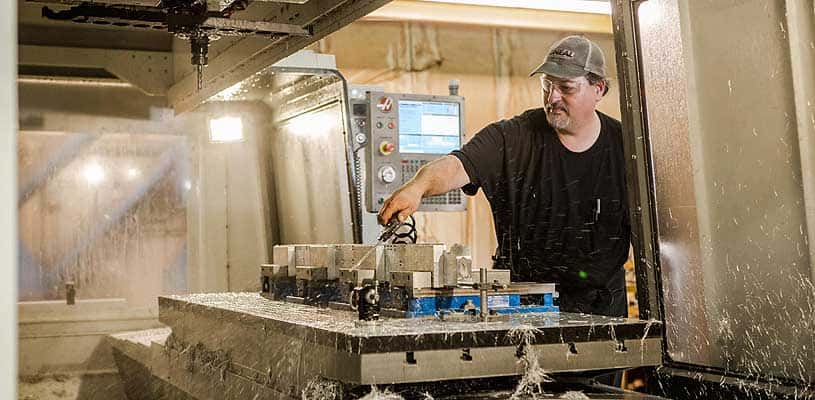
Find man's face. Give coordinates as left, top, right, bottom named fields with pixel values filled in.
left=540, top=75, right=603, bottom=131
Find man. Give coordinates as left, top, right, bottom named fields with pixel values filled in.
left=378, top=35, right=629, bottom=318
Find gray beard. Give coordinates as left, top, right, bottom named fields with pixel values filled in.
left=546, top=111, right=571, bottom=130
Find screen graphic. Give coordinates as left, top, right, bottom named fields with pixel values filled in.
left=398, top=100, right=461, bottom=154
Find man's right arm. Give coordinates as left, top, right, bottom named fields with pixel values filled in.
left=377, top=155, right=469, bottom=225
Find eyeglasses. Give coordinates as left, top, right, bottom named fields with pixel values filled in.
left=541, top=78, right=583, bottom=96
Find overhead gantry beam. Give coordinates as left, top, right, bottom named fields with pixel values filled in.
left=168, top=0, right=393, bottom=113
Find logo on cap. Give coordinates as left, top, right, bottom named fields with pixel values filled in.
left=551, top=48, right=575, bottom=58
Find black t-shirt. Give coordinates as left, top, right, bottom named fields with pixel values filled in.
left=451, top=108, right=630, bottom=314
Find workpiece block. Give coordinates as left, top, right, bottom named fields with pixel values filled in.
left=438, top=251, right=459, bottom=288
left=383, top=244, right=445, bottom=272
left=260, top=263, right=289, bottom=279
left=272, top=245, right=296, bottom=276
left=475, top=268, right=510, bottom=286
left=334, top=244, right=377, bottom=270
left=296, top=266, right=328, bottom=281
left=456, top=256, right=473, bottom=282
left=390, top=271, right=433, bottom=290
left=295, top=245, right=337, bottom=278
left=381, top=244, right=445, bottom=288
left=339, top=268, right=375, bottom=286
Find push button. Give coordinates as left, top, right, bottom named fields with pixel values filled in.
left=379, top=141, right=396, bottom=155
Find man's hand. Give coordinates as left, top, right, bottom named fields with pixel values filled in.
left=376, top=155, right=470, bottom=226
left=378, top=183, right=424, bottom=225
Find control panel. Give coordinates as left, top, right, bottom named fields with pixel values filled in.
left=362, top=91, right=466, bottom=213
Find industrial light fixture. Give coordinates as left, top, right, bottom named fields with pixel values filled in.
left=126, top=167, right=141, bottom=180
left=420, top=0, right=611, bottom=14
left=209, top=116, right=244, bottom=143
left=17, top=77, right=134, bottom=88
left=636, top=0, right=662, bottom=27
left=82, top=161, right=105, bottom=185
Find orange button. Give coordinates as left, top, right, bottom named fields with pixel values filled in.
left=387, top=122, right=395, bottom=129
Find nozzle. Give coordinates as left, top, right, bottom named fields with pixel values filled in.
left=377, top=218, right=403, bottom=243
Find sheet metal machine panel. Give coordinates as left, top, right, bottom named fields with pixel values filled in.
left=158, top=293, right=663, bottom=394
left=260, top=244, right=559, bottom=317
left=352, top=89, right=467, bottom=213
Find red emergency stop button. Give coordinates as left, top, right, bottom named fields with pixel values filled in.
left=380, top=141, right=396, bottom=155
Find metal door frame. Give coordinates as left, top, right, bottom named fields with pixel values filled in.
left=611, top=0, right=814, bottom=396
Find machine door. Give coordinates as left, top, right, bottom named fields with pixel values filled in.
left=614, top=0, right=815, bottom=393
left=209, top=63, right=360, bottom=244
left=267, top=70, right=358, bottom=244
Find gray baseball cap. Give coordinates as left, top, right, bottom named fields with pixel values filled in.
left=530, top=35, right=607, bottom=79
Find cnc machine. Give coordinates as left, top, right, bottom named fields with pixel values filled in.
left=23, top=0, right=811, bottom=398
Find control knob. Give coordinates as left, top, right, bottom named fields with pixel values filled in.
left=378, top=165, right=397, bottom=184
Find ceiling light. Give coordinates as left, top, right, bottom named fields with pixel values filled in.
left=637, top=1, right=662, bottom=27
left=83, top=162, right=105, bottom=185
left=126, top=167, right=141, bottom=179
left=420, top=0, right=611, bottom=14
